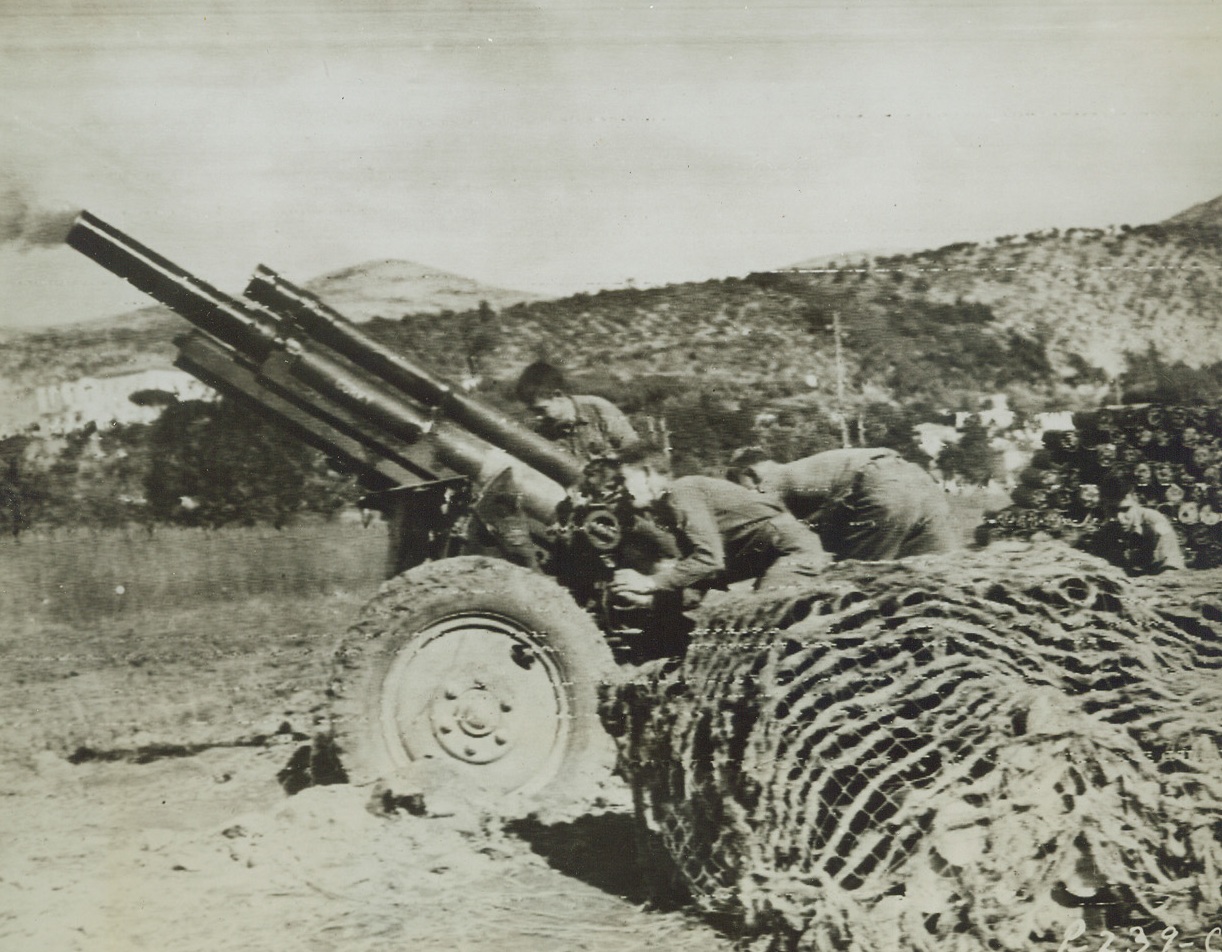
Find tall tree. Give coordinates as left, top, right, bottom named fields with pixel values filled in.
left=145, top=399, right=322, bottom=528
left=938, top=414, right=996, bottom=486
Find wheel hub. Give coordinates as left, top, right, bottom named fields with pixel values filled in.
left=431, top=683, right=516, bottom=764
left=381, top=611, right=574, bottom=792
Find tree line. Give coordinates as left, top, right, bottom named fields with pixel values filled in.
left=3, top=335, right=1218, bottom=535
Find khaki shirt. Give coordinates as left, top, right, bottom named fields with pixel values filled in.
left=1121, top=506, right=1187, bottom=572
left=542, top=394, right=640, bottom=463
left=650, top=476, right=817, bottom=591
left=757, top=448, right=901, bottom=521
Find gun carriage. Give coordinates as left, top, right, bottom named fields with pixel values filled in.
left=67, top=211, right=667, bottom=802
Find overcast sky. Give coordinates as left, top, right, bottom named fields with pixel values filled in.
left=2, top=0, right=1220, bottom=329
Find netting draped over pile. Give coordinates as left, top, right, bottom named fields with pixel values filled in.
left=603, top=545, right=1222, bottom=952
left=986, top=403, right=1222, bottom=568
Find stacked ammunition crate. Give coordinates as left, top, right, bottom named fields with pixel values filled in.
left=983, top=403, right=1222, bottom=568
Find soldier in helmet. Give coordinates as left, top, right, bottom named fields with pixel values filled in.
left=514, top=361, right=640, bottom=463
left=726, top=445, right=960, bottom=562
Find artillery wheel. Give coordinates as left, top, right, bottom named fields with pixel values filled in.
left=328, top=556, right=616, bottom=807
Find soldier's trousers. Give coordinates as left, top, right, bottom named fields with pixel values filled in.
left=824, top=457, right=959, bottom=561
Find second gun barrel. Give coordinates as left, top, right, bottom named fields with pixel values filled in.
left=245, top=266, right=585, bottom=488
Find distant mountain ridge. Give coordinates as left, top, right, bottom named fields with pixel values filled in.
left=376, top=195, right=1222, bottom=381
left=1165, top=194, right=1222, bottom=227
left=787, top=245, right=918, bottom=271
left=303, top=258, right=543, bottom=322
left=0, top=258, right=542, bottom=391
left=2, top=194, right=1221, bottom=420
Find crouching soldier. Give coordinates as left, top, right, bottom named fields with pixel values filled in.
left=608, top=446, right=831, bottom=608
left=1086, top=474, right=1186, bottom=575
left=727, top=446, right=960, bottom=561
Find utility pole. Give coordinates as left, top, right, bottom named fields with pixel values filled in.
left=833, top=309, right=850, bottom=448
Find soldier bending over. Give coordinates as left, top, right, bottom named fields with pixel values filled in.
left=608, top=446, right=831, bottom=608
left=727, top=446, right=959, bottom=561
left=514, top=361, right=640, bottom=463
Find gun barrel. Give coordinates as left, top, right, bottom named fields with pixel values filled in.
left=66, top=212, right=434, bottom=443
left=65, top=212, right=568, bottom=522
left=245, top=266, right=585, bottom=488
left=175, top=331, right=429, bottom=490
left=66, top=212, right=281, bottom=361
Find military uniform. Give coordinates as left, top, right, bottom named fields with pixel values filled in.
left=1089, top=506, right=1186, bottom=574
left=648, top=476, right=831, bottom=593
left=538, top=394, right=640, bottom=462
left=754, top=448, right=959, bottom=561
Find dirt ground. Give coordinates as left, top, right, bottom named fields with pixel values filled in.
left=0, top=590, right=732, bottom=952
left=2, top=565, right=1218, bottom=952
left=0, top=749, right=737, bottom=952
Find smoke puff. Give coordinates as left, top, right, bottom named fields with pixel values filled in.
left=0, top=188, right=80, bottom=248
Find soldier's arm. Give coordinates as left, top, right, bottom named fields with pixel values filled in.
left=1145, top=510, right=1186, bottom=571
left=650, top=482, right=725, bottom=591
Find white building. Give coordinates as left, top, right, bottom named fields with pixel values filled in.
left=0, top=369, right=214, bottom=438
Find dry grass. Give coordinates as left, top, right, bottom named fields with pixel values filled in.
left=0, top=589, right=379, bottom=757
left=0, top=518, right=388, bottom=624
left=0, top=519, right=392, bottom=756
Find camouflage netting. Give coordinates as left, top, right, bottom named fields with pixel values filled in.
left=602, top=544, right=1222, bottom=951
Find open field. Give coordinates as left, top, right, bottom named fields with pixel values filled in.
left=3, top=518, right=1218, bottom=952
left=0, top=520, right=389, bottom=623
left=0, top=523, right=732, bottom=952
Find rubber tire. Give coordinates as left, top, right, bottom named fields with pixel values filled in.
left=328, top=556, right=616, bottom=808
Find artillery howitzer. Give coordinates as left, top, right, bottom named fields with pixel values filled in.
left=69, top=214, right=1222, bottom=948
left=67, top=211, right=670, bottom=803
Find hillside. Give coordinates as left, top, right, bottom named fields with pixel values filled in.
left=0, top=306, right=182, bottom=389
left=1165, top=194, right=1222, bottom=227
left=3, top=195, right=1222, bottom=463
left=0, top=259, right=540, bottom=391
left=843, top=219, right=1222, bottom=378
left=364, top=206, right=1222, bottom=403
